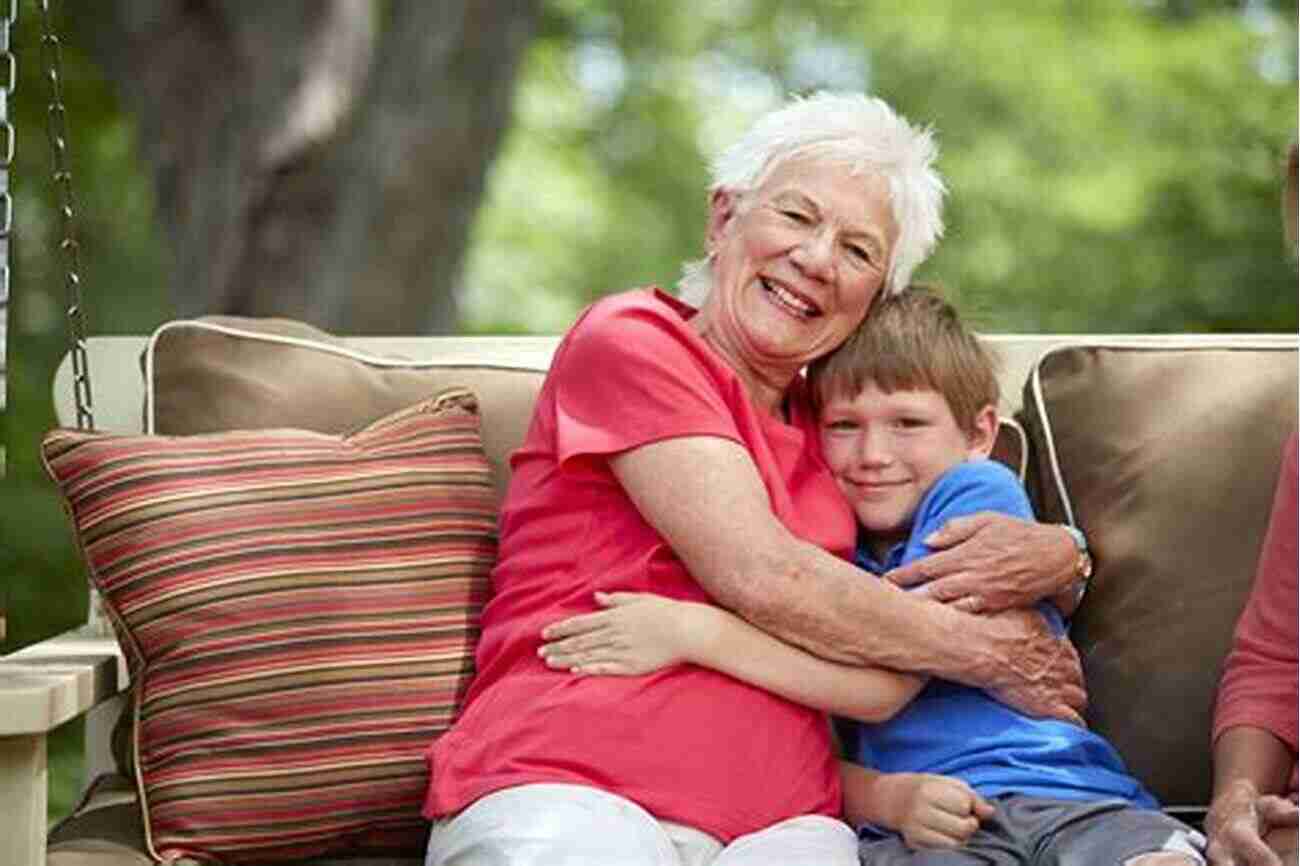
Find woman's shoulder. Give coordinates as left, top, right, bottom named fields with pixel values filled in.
left=575, top=286, right=695, bottom=331
left=562, top=287, right=701, bottom=360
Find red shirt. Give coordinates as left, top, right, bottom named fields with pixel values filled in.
left=1213, top=432, right=1299, bottom=796
left=424, top=288, right=856, bottom=840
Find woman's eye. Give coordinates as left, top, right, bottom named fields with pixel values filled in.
left=824, top=419, right=858, bottom=432
left=847, top=244, right=872, bottom=264
left=781, top=209, right=810, bottom=224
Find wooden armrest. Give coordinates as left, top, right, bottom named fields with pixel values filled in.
left=0, top=625, right=128, bottom=736
left=0, top=626, right=128, bottom=866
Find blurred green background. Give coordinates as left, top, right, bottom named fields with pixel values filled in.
left=0, top=0, right=1295, bottom=825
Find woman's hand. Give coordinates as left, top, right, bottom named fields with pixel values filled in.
left=885, top=513, right=1077, bottom=614
left=538, top=592, right=716, bottom=676
left=976, top=607, right=1088, bottom=725
left=877, top=773, right=993, bottom=850
left=1206, top=779, right=1300, bottom=866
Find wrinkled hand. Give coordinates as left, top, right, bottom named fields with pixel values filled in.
left=879, top=773, right=993, bottom=850
left=886, top=514, right=1076, bottom=614
left=1206, top=780, right=1300, bottom=866
left=538, top=592, right=703, bottom=676
left=978, top=608, right=1087, bottom=726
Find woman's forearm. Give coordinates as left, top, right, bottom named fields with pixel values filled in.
left=716, top=536, right=1085, bottom=722
left=1212, top=725, right=1296, bottom=798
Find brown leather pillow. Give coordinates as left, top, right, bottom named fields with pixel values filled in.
left=1019, top=340, right=1297, bottom=813
left=145, top=316, right=547, bottom=507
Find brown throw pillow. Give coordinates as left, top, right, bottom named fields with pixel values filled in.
left=1019, top=340, right=1297, bottom=812
left=43, top=389, right=496, bottom=864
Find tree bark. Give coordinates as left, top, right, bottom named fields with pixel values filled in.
left=88, top=0, right=537, bottom=334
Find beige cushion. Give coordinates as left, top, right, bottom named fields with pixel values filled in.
left=147, top=316, right=547, bottom=507
left=1020, top=341, right=1298, bottom=810
left=48, top=774, right=422, bottom=866
left=47, top=775, right=152, bottom=866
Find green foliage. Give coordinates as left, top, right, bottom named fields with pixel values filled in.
left=464, top=0, right=1298, bottom=334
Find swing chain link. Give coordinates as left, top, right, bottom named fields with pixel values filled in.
left=0, top=0, right=12, bottom=442
left=39, top=0, right=93, bottom=429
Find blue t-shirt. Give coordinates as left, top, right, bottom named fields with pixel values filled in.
left=846, top=460, right=1157, bottom=835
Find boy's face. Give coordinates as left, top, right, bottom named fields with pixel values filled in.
left=819, top=382, right=996, bottom=546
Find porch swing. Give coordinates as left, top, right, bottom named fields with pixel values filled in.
left=1, top=4, right=1298, bottom=865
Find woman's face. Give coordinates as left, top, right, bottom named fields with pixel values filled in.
left=698, top=156, right=899, bottom=384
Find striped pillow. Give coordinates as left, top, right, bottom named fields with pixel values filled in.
left=41, top=388, right=496, bottom=864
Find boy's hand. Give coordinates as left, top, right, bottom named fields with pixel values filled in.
left=880, top=773, right=993, bottom=850
left=538, top=592, right=712, bottom=675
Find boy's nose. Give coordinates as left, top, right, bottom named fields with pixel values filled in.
left=857, top=430, right=894, bottom=466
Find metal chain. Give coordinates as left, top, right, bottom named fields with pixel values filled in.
left=0, top=0, right=14, bottom=447
left=39, top=0, right=93, bottom=430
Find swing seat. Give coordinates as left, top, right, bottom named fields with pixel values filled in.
left=2, top=315, right=1295, bottom=865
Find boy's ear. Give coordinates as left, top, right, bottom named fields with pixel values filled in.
left=966, top=404, right=1000, bottom=459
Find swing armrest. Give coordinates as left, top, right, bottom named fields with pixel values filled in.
left=0, top=626, right=128, bottom=866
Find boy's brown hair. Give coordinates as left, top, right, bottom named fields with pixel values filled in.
left=808, top=283, right=999, bottom=436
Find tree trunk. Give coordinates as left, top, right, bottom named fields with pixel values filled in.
left=89, top=0, right=537, bottom=334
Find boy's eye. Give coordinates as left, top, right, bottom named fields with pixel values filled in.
left=895, top=417, right=928, bottom=429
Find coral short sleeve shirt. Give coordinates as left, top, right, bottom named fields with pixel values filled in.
left=424, top=288, right=856, bottom=841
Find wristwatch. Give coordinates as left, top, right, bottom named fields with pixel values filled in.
left=1063, top=524, right=1093, bottom=603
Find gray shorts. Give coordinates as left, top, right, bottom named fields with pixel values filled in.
left=857, top=795, right=1205, bottom=865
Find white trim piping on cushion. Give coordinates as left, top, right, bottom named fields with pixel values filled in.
left=1026, top=335, right=1299, bottom=533
left=998, top=414, right=1030, bottom=484
left=143, top=318, right=549, bottom=435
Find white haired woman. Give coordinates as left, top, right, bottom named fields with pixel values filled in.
left=422, top=92, right=1089, bottom=866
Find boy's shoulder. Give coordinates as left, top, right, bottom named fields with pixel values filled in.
left=918, top=459, right=1033, bottom=524
left=933, top=457, right=1021, bottom=492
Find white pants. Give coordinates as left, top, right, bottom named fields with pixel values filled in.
left=425, top=783, right=859, bottom=866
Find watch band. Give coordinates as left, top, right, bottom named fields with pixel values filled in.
left=1063, top=524, right=1093, bottom=603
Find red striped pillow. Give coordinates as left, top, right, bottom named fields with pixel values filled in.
left=42, top=389, right=496, bottom=864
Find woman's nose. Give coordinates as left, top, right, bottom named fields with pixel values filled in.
left=791, top=228, right=835, bottom=282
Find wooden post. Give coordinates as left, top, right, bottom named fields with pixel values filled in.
left=0, top=733, right=47, bottom=866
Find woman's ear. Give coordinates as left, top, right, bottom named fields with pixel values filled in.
left=707, top=187, right=739, bottom=251
left=966, top=404, right=1000, bottom=459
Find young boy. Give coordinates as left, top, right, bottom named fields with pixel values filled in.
left=539, top=286, right=1205, bottom=865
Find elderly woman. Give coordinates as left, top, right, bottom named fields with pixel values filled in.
left=422, top=92, right=1087, bottom=866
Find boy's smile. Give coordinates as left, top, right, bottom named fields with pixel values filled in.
left=819, top=383, right=996, bottom=557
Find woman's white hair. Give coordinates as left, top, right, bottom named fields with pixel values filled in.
left=678, top=91, right=946, bottom=305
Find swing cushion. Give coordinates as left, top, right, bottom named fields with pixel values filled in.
left=145, top=316, right=548, bottom=507
left=41, top=389, right=496, bottom=865
left=1017, top=342, right=1298, bottom=810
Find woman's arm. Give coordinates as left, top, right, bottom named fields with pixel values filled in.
left=1205, top=726, right=1299, bottom=866
left=884, top=513, right=1085, bottom=616
left=607, top=436, right=1086, bottom=723
left=540, top=592, right=926, bottom=722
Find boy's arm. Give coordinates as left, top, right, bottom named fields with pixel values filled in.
left=540, top=591, right=926, bottom=722
left=840, top=761, right=992, bottom=849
